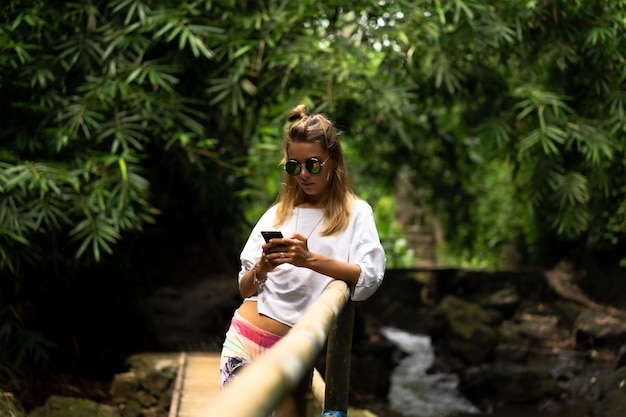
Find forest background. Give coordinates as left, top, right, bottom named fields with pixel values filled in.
left=1, top=0, right=625, bottom=405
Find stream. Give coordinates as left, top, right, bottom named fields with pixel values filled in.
left=380, top=327, right=480, bottom=417
left=379, top=327, right=595, bottom=417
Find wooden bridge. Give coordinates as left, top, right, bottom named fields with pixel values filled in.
left=168, top=352, right=221, bottom=417
left=167, top=280, right=354, bottom=417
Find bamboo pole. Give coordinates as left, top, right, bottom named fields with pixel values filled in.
left=196, top=280, right=351, bottom=417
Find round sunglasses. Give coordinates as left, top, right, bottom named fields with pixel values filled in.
left=284, top=157, right=329, bottom=176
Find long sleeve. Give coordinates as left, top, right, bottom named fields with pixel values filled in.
left=349, top=200, right=386, bottom=301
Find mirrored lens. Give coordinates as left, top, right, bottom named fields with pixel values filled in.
left=285, top=160, right=301, bottom=176
left=306, top=158, right=322, bottom=174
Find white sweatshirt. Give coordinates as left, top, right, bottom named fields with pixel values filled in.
left=238, top=198, right=386, bottom=327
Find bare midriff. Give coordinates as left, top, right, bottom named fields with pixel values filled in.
left=237, top=300, right=292, bottom=336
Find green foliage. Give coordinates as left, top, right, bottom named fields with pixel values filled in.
left=370, top=195, right=416, bottom=268
left=1, top=1, right=210, bottom=270
left=0, top=0, right=242, bottom=385
left=342, top=0, right=626, bottom=266
left=2, top=0, right=626, bottom=393
left=0, top=303, right=54, bottom=382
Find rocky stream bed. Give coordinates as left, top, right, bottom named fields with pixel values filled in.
left=3, top=262, right=626, bottom=417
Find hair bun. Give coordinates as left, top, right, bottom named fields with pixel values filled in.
left=287, top=104, right=308, bottom=123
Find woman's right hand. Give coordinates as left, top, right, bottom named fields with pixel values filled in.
left=262, top=239, right=288, bottom=268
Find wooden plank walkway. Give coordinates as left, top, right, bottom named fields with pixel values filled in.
left=168, top=351, right=328, bottom=417
left=169, top=352, right=351, bottom=417
left=169, top=352, right=221, bottom=417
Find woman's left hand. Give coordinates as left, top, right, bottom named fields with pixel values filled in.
left=264, top=232, right=361, bottom=286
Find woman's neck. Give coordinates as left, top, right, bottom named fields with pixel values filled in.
left=297, top=196, right=326, bottom=208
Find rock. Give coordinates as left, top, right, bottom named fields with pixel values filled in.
left=599, top=367, right=626, bottom=398
left=431, top=268, right=552, bottom=305
left=108, top=353, right=180, bottom=417
left=493, top=342, right=530, bottom=363
left=544, top=260, right=603, bottom=311
left=591, top=389, right=626, bottom=417
left=616, top=345, right=626, bottom=369
left=0, top=392, right=26, bottom=417
left=28, top=396, right=121, bottom=417
left=125, top=354, right=178, bottom=396
left=499, top=312, right=571, bottom=352
left=483, top=287, right=520, bottom=317
left=110, top=372, right=140, bottom=398
left=135, top=390, right=157, bottom=407
left=432, top=296, right=499, bottom=365
left=117, top=399, right=142, bottom=417
left=462, top=363, right=561, bottom=404
left=575, top=310, right=626, bottom=350
left=17, top=267, right=626, bottom=417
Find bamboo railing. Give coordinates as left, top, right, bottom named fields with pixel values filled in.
left=196, top=279, right=354, bottom=417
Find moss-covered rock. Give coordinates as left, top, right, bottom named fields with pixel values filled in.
left=108, top=353, right=179, bottom=417
left=28, top=396, right=120, bottom=417
left=591, top=389, right=626, bottom=417
left=436, top=296, right=499, bottom=364
left=462, top=364, right=560, bottom=404
left=575, top=310, right=626, bottom=350
left=124, top=354, right=178, bottom=397
left=599, top=367, right=626, bottom=399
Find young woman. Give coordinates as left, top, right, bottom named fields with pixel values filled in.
left=220, top=104, right=386, bottom=416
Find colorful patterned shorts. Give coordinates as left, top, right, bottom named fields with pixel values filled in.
left=219, top=310, right=283, bottom=388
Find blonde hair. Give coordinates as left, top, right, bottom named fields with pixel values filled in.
left=274, top=104, right=356, bottom=235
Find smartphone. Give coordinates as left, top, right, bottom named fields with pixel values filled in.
left=261, top=231, right=283, bottom=243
